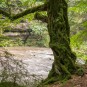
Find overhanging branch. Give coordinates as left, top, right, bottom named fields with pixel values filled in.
left=0, top=2, right=48, bottom=20
left=12, top=2, right=47, bottom=20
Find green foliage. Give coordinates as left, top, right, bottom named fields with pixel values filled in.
left=68, top=0, right=87, bottom=13
left=0, top=19, right=49, bottom=47
left=19, top=0, right=44, bottom=9
left=20, top=0, right=36, bottom=7
left=82, top=21, right=87, bottom=28
left=71, top=29, right=86, bottom=46
left=0, top=0, right=6, bottom=8
left=24, top=20, right=49, bottom=47
left=71, top=29, right=87, bottom=47
left=0, top=15, right=11, bottom=36
left=22, top=13, right=34, bottom=21
left=12, top=13, right=34, bottom=24
left=71, top=30, right=87, bottom=60
left=0, top=36, right=23, bottom=47
left=68, top=0, right=87, bottom=36
left=68, top=0, right=87, bottom=61
left=29, top=20, right=49, bottom=47
left=0, top=82, right=25, bottom=87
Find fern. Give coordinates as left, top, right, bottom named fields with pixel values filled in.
left=71, top=29, right=87, bottom=47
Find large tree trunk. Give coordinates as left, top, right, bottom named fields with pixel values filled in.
left=45, top=0, right=77, bottom=83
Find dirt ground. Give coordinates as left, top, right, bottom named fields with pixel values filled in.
left=0, top=47, right=87, bottom=87
left=47, top=65, right=87, bottom=87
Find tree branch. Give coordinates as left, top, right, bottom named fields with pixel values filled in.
left=12, top=2, right=47, bottom=20
left=0, top=2, right=48, bottom=20
left=0, top=9, right=10, bottom=18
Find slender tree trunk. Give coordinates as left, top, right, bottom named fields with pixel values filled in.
left=45, top=0, right=77, bottom=83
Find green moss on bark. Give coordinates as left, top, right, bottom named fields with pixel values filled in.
left=44, top=0, right=77, bottom=84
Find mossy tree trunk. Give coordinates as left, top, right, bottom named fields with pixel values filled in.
left=46, top=0, right=77, bottom=83
left=0, top=0, right=82, bottom=84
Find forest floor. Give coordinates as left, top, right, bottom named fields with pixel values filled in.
left=0, top=47, right=87, bottom=87
left=48, top=65, right=87, bottom=87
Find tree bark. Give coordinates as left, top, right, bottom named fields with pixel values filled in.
left=45, top=0, right=77, bottom=84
